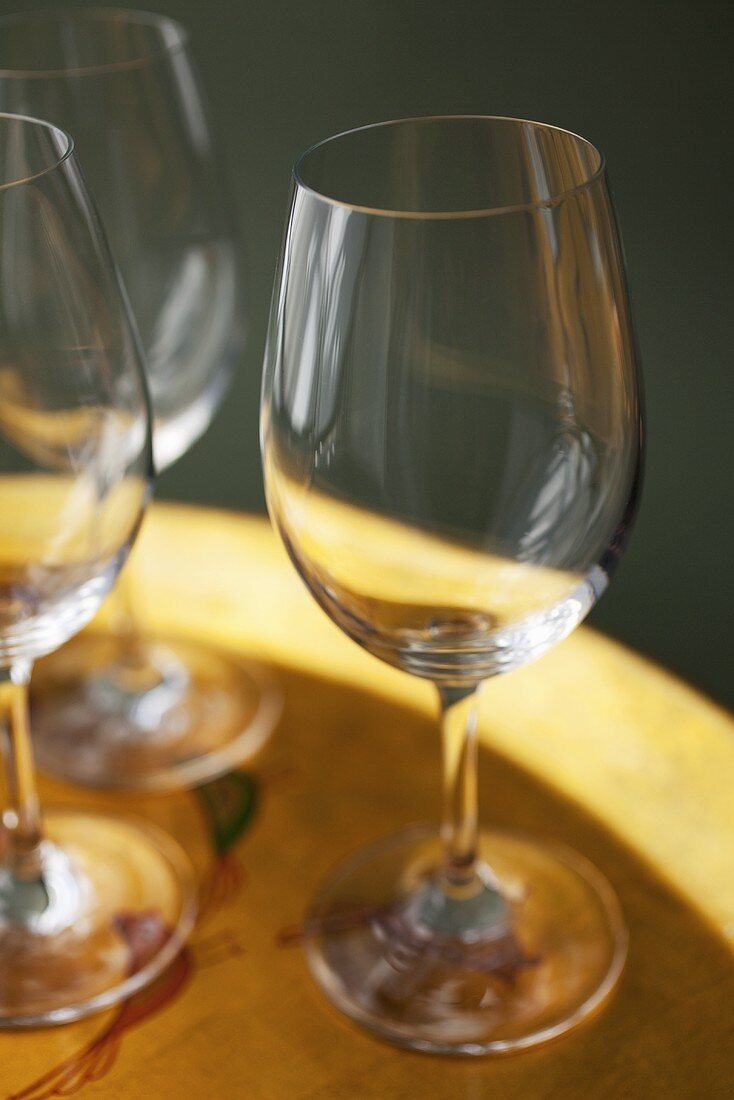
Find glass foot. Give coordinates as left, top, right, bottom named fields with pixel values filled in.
left=30, top=632, right=282, bottom=790
left=0, top=810, right=196, bottom=1027
left=304, top=826, right=627, bottom=1055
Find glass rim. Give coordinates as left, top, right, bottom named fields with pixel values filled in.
left=0, top=112, right=74, bottom=191
left=0, top=7, right=189, bottom=79
left=293, top=114, right=607, bottom=220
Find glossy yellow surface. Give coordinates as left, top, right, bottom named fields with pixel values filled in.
left=2, top=504, right=733, bottom=1098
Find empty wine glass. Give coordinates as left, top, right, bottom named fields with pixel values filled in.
left=0, top=113, right=195, bottom=1026
left=261, top=116, right=643, bottom=1054
left=0, top=8, right=279, bottom=790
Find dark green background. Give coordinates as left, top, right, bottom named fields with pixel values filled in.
left=4, top=0, right=733, bottom=706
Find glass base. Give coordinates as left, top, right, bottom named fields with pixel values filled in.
left=30, top=632, right=282, bottom=791
left=304, top=826, right=627, bottom=1055
left=0, top=810, right=196, bottom=1028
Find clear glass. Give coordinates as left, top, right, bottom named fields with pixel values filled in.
left=0, top=9, right=280, bottom=789
left=0, top=113, right=195, bottom=1027
left=261, top=116, right=643, bottom=1054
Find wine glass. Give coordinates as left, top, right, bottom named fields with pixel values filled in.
left=0, top=113, right=195, bottom=1026
left=0, top=8, right=280, bottom=790
left=261, top=116, right=643, bottom=1054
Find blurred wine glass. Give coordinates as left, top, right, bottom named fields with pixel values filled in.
left=0, top=9, right=279, bottom=790
left=262, top=116, right=643, bottom=1054
left=0, top=112, right=195, bottom=1027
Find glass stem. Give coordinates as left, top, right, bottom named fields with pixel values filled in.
left=438, top=684, right=481, bottom=892
left=106, top=563, right=144, bottom=656
left=0, top=661, right=43, bottom=883
left=98, top=556, right=183, bottom=703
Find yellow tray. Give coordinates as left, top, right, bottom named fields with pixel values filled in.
left=3, top=504, right=733, bottom=1098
